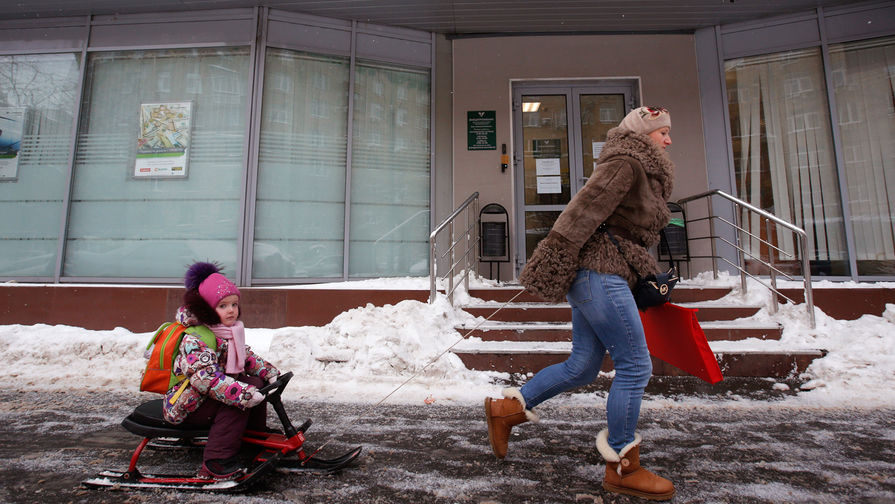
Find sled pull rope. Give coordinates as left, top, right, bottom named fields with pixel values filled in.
left=303, top=289, right=527, bottom=463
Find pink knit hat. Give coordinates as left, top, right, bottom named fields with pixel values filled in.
left=618, top=106, right=671, bottom=135
left=198, top=272, right=241, bottom=309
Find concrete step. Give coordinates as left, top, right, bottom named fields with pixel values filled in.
left=457, top=320, right=783, bottom=342
left=463, top=302, right=761, bottom=323
left=470, top=285, right=734, bottom=304
left=452, top=340, right=825, bottom=379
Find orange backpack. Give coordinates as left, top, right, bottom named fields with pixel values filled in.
left=140, top=322, right=217, bottom=394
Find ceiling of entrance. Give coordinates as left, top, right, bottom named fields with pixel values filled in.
left=1, top=0, right=870, bottom=35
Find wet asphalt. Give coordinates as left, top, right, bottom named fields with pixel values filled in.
left=1, top=379, right=893, bottom=504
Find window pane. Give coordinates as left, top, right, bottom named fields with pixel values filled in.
left=522, top=95, right=570, bottom=205
left=829, top=36, right=895, bottom=276
left=0, top=53, right=80, bottom=277
left=253, top=49, right=349, bottom=279
left=349, top=62, right=430, bottom=277
left=66, top=47, right=250, bottom=278
left=726, top=48, right=849, bottom=277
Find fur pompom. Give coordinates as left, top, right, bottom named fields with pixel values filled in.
left=184, top=261, right=222, bottom=290
left=182, top=288, right=221, bottom=325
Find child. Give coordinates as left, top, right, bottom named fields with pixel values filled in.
left=163, top=261, right=280, bottom=480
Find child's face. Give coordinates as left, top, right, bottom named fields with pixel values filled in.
left=215, top=295, right=240, bottom=327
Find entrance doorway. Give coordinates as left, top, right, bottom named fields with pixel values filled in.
left=512, top=80, right=638, bottom=274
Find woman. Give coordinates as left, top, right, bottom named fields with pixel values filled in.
left=484, top=106, right=676, bottom=501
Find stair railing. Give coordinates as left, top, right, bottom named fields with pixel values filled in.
left=676, top=189, right=816, bottom=329
left=429, top=192, right=479, bottom=304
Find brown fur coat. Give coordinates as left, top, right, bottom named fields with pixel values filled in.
left=518, top=127, right=675, bottom=302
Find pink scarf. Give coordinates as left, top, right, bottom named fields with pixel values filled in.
left=210, top=321, right=246, bottom=374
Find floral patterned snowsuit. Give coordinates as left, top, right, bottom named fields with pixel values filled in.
left=162, top=327, right=279, bottom=425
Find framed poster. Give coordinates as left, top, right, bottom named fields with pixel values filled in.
left=134, top=101, right=193, bottom=178
left=0, top=107, right=26, bottom=181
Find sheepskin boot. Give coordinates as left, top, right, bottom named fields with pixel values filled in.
left=484, top=388, right=539, bottom=459
left=596, top=429, right=675, bottom=501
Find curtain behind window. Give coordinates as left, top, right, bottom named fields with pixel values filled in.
left=349, top=61, right=430, bottom=278
left=829, top=36, right=895, bottom=276
left=726, top=48, right=849, bottom=276
left=253, top=49, right=349, bottom=279
left=0, top=53, right=80, bottom=277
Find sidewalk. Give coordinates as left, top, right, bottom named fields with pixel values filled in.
left=1, top=388, right=893, bottom=503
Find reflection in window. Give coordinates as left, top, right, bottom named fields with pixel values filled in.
left=349, top=61, right=430, bottom=277
left=254, top=49, right=349, bottom=279
left=0, top=53, right=81, bottom=277
left=829, top=36, right=895, bottom=275
left=726, top=48, right=848, bottom=276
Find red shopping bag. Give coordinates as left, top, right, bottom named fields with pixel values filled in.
left=639, top=303, right=723, bottom=384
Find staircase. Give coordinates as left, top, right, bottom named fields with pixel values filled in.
left=452, top=284, right=826, bottom=380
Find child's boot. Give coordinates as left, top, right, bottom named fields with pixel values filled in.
left=199, top=456, right=245, bottom=480
left=484, top=388, right=539, bottom=459
left=596, top=429, right=675, bottom=501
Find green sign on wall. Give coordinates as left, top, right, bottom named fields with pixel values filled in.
left=467, top=110, right=496, bottom=150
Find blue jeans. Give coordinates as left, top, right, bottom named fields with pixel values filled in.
left=520, top=270, right=652, bottom=452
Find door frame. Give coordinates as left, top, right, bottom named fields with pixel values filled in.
left=511, top=79, right=639, bottom=275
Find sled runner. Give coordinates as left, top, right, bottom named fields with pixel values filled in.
left=83, top=372, right=362, bottom=492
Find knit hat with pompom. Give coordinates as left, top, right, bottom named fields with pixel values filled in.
left=185, top=261, right=241, bottom=309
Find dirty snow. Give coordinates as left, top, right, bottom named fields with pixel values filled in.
left=1, top=273, right=893, bottom=409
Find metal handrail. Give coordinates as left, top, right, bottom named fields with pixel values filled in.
left=676, top=189, right=815, bottom=328
left=429, top=192, right=479, bottom=304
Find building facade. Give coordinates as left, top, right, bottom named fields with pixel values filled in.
left=0, top=2, right=893, bottom=286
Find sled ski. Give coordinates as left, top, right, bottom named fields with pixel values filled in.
left=277, top=446, right=363, bottom=474
left=82, top=451, right=279, bottom=492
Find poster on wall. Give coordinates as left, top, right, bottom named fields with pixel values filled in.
left=134, top=101, right=193, bottom=178
left=0, top=107, right=26, bottom=181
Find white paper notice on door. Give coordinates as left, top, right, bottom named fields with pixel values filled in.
left=592, top=141, right=605, bottom=159
left=535, top=158, right=561, bottom=176
left=537, top=176, right=562, bottom=194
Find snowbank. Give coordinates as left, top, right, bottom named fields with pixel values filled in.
left=1, top=273, right=893, bottom=409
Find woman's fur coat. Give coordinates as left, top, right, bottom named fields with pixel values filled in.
left=518, top=127, right=675, bottom=302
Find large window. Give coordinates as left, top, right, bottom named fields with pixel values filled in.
left=828, top=36, right=895, bottom=276
left=726, top=48, right=849, bottom=276
left=0, top=53, right=80, bottom=278
left=65, top=47, right=251, bottom=278
left=0, top=13, right=433, bottom=283
left=253, top=49, right=350, bottom=279
left=348, top=61, right=430, bottom=277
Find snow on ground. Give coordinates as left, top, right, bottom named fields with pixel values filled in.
left=1, top=272, right=893, bottom=409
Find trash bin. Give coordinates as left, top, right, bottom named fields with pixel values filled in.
left=479, top=203, right=509, bottom=281
left=659, top=202, right=689, bottom=269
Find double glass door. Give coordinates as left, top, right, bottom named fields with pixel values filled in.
left=512, top=82, right=634, bottom=271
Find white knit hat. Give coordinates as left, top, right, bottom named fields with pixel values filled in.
left=617, top=106, right=671, bottom=135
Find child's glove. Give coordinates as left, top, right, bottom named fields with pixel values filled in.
left=266, top=372, right=279, bottom=385
left=246, top=391, right=265, bottom=408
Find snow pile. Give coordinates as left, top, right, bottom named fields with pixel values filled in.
left=1, top=273, right=894, bottom=408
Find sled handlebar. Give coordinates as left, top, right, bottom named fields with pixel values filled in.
left=259, top=371, right=293, bottom=396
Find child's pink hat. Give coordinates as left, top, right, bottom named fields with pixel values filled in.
left=185, top=261, right=241, bottom=309
left=199, top=272, right=241, bottom=309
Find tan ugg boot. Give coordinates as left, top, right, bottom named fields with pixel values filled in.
left=596, top=429, right=675, bottom=501
left=484, top=388, right=539, bottom=459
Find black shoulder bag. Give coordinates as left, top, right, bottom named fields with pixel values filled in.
left=602, top=225, right=678, bottom=311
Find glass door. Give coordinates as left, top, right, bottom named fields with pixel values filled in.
left=513, top=82, right=633, bottom=272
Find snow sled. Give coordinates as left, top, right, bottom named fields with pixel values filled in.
left=83, top=371, right=362, bottom=492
